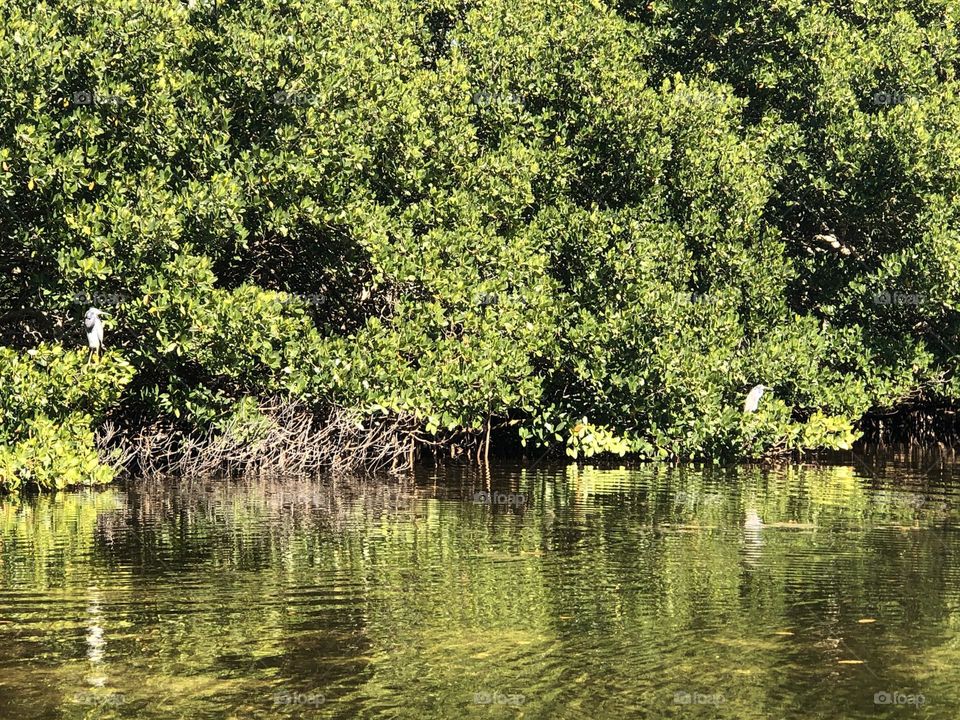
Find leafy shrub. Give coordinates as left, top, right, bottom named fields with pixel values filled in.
left=0, top=346, right=133, bottom=490
left=0, top=413, right=115, bottom=491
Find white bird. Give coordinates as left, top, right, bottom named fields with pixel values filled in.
left=84, top=307, right=106, bottom=364
left=743, top=384, right=771, bottom=413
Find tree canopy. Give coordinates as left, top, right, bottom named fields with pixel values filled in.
left=2, top=0, right=960, bottom=487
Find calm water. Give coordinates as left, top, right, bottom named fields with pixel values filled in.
left=2, top=454, right=960, bottom=719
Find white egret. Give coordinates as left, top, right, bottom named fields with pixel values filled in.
left=743, top=384, right=771, bottom=413
left=84, top=307, right=106, bottom=364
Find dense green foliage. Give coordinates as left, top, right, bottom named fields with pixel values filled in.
left=0, top=346, right=133, bottom=489
left=2, top=0, right=959, bottom=487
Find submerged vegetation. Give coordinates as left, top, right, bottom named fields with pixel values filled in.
left=2, top=0, right=960, bottom=488
left=2, top=463, right=960, bottom=718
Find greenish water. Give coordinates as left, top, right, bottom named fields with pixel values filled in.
left=2, top=455, right=960, bottom=719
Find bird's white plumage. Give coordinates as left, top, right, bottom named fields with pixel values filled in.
left=743, top=384, right=769, bottom=413
left=86, top=323, right=102, bottom=349
left=84, top=308, right=104, bottom=350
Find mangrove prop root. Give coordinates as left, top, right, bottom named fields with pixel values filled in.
left=103, top=400, right=428, bottom=479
